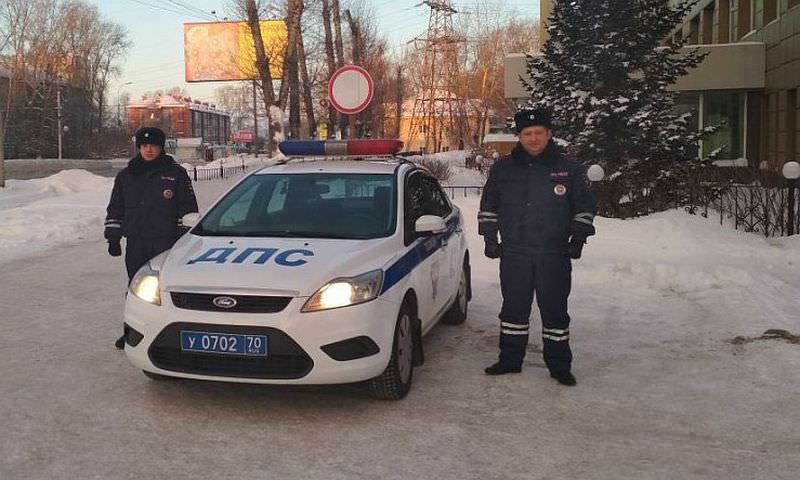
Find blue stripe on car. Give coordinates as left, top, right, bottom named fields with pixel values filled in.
left=380, top=215, right=459, bottom=295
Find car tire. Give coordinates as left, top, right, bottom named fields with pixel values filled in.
left=441, top=259, right=469, bottom=325
left=368, top=303, right=415, bottom=400
left=142, top=370, right=174, bottom=381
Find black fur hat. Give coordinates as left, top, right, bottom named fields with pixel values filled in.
left=514, top=109, right=552, bottom=133
left=135, top=127, right=166, bottom=149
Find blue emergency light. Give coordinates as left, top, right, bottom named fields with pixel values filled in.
left=278, top=139, right=404, bottom=157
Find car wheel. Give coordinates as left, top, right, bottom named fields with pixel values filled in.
left=369, top=303, right=415, bottom=400
left=142, top=370, right=174, bottom=381
left=441, top=260, right=469, bottom=325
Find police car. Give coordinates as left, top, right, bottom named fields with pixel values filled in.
left=122, top=139, right=471, bottom=400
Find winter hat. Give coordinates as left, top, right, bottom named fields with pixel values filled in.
left=135, top=127, right=166, bottom=149
left=514, top=108, right=552, bottom=133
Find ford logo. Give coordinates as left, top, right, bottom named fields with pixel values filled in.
left=212, top=296, right=237, bottom=309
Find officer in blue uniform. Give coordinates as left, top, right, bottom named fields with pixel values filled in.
left=105, top=127, right=198, bottom=349
left=479, top=109, right=597, bottom=386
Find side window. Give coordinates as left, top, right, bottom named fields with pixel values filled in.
left=404, top=172, right=426, bottom=244
left=422, top=177, right=452, bottom=218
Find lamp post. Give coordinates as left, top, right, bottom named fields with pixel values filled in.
left=782, top=161, right=800, bottom=236
left=117, top=81, right=133, bottom=127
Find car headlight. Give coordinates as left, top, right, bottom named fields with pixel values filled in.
left=129, top=261, right=161, bottom=305
left=302, top=269, right=383, bottom=312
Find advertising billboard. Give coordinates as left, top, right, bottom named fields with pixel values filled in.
left=184, top=20, right=287, bottom=82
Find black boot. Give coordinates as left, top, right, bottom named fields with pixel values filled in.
left=114, top=335, right=125, bottom=350
left=550, top=371, right=576, bottom=386
left=484, top=362, right=522, bottom=375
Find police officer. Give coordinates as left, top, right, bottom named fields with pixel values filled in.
left=105, top=127, right=198, bottom=349
left=479, top=109, right=597, bottom=386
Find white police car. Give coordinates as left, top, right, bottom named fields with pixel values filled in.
left=123, top=140, right=470, bottom=400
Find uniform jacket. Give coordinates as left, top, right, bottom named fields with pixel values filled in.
left=105, top=154, right=198, bottom=240
left=478, top=141, right=597, bottom=254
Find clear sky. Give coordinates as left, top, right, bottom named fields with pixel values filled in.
left=87, top=0, right=538, bottom=106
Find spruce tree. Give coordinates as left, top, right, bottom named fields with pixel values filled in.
left=524, top=0, right=717, bottom=218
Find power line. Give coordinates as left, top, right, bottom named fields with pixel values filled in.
left=123, top=0, right=214, bottom=21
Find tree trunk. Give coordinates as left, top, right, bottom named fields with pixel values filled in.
left=244, top=0, right=278, bottom=152
left=321, top=0, right=338, bottom=135
left=395, top=65, right=403, bottom=138
left=297, top=35, right=316, bottom=138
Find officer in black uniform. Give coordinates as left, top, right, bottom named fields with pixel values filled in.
left=105, top=127, right=198, bottom=349
left=479, top=109, right=597, bottom=386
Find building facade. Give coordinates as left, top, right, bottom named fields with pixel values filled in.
left=127, top=94, right=231, bottom=145
left=507, top=0, right=799, bottom=172
left=670, top=0, right=799, bottom=171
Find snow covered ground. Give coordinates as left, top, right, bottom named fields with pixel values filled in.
left=1, top=163, right=799, bottom=479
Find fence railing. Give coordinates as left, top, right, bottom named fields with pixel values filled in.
left=690, top=183, right=799, bottom=237
left=442, top=185, right=484, bottom=198
left=191, top=163, right=249, bottom=182
left=440, top=182, right=800, bottom=237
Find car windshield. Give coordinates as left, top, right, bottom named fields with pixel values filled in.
left=194, top=173, right=396, bottom=239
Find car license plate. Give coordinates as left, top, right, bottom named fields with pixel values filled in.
left=180, top=331, right=268, bottom=356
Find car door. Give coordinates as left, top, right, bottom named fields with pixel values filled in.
left=404, top=171, right=448, bottom=330
left=420, top=175, right=459, bottom=313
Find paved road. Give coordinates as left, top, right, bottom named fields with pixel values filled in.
left=1, top=201, right=798, bottom=479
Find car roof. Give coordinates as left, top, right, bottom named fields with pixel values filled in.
left=255, top=159, right=412, bottom=175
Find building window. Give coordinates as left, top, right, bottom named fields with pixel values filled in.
left=689, top=15, right=700, bottom=44
left=702, top=92, right=746, bottom=160
left=718, top=0, right=730, bottom=43
left=702, top=3, right=714, bottom=43
left=764, top=0, right=777, bottom=24
left=737, top=0, right=751, bottom=39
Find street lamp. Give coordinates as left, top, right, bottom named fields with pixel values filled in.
left=782, top=161, right=800, bottom=236
left=117, top=81, right=133, bottom=127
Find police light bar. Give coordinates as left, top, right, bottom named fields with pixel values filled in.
left=278, top=139, right=404, bottom=157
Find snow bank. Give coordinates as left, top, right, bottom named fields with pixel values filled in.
left=0, top=170, right=114, bottom=263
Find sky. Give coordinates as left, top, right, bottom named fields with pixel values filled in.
left=86, top=0, right=539, bottom=107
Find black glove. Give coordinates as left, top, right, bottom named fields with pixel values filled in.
left=104, top=226, right=122, bottom=243
left=107, top=239, right=122, bottom=257
left=566, top=236, right=585, bottom=259
left=484, top=238, right=502, bottom=259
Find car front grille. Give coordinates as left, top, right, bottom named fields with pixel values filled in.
left=148, top=323, right=313, bottom=379
left=170, top=292, right=292, bottom=314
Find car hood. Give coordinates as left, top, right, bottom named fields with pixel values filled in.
left=159, top=234, right=400, bottom=297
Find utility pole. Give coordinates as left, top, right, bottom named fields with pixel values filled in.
left=57, top=89, right=63, bottom=160
left=407, top=1, right=468, bottom=153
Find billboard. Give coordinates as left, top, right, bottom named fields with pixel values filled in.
left=184, top=20, right=287, bottom=82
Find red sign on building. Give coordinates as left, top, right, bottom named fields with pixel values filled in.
left=232, top=130, right=254, bottom=142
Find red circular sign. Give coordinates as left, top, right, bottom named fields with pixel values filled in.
left=328, top=65, right=374, bottom=115
left=554, top=184, right=567, bottom=196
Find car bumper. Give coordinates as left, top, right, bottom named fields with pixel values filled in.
left=123, top=292, right=399, bottom=385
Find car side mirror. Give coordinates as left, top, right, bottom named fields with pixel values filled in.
left=182, top=212, right=201, bottom=228
left=414, top=215, right=446, bottom=236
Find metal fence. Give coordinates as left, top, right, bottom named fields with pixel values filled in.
left=190, top=163, right=249, bottom=182
left=442, top=185, right=484, bottom=198
left=441, top=182, right=800, bottom=237
left=690, top=183, right=800, bottom=237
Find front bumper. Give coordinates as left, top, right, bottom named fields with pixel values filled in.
left=123, top=291, right=399, bottom=385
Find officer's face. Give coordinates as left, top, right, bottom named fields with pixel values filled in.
left=139, top=144, right=161, bottom=161
left=519, top=126, right=552, bottom=156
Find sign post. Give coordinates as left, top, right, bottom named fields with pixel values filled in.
left=328, top=65, right=374, bottom=116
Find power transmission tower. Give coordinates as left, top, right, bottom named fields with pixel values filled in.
left=407, top=1, right=468, bottom=153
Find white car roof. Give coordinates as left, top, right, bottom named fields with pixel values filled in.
left=256, top=160, right=409, bottom=175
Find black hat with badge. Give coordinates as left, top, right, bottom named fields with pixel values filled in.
left=135, top=127, right=166, bottom=149
left=514, top=108, right=552, bottom=133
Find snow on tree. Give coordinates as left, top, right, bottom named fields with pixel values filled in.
left=523, top=0, right=720, bottom=218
